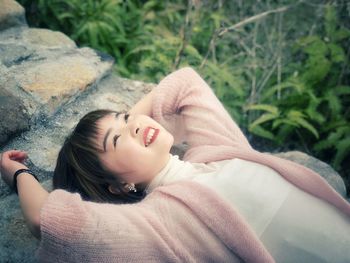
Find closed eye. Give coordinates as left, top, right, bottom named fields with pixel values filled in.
left=113, top=113, right=129, bottom=148
left=124, top=112, right=130, bottom=122
left=113, top=135, right=120, bottom=147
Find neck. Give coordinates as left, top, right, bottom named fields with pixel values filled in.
left=137, top=153, right=173, bottom=192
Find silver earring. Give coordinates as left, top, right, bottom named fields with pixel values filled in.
left=126, top=183, right=137, bottom=192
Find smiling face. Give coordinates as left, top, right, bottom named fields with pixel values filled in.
left=95, top=111, right=174, bottom=191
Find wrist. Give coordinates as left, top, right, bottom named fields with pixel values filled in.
left=12, top=169, right=39, bottom=195
left=129, top=89, right=154, bottom=117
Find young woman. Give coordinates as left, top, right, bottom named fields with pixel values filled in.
left=1, top=67, right=350, bottom=262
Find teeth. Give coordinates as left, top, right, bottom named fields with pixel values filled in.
left=146, top=129, right=155, bottom=146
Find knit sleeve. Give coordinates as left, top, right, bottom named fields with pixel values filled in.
left=34, top=182, right=277, bottom=263
left=35, top=189, right=93, bottom=262
left=151, top=67, right=252, bottom=162
left=34, top=189, right=181, bottom=263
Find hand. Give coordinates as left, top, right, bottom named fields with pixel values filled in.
left=0, top=150, right=29, bottom=189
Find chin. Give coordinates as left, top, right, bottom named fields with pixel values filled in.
left=159, top=134, right=174, bottom=155
left=167, top=134, right=175, bottom=150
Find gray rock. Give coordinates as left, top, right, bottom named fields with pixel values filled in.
left=12, top=47, right=114, bottom=114
left=21, top=28, right=76, bottom=48
left=0, top=10, right=115, bottom=126
left=0, top=27, right=75, bottom=53
left=0, top=0, right=27, bottom=31
left=0, top=28, right=75, bottom=67
left=0, top=178, right=51, bottom=262
left=0, top=87, right=30, bottom=146
left=0, top=193, right=40, bottom=262
left=1, top=46, right=114, bottom=115
left=0, top=43, right=34, bottom=67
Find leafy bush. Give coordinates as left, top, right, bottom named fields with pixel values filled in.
left=245, top=4, right=350, bottom=172
left=20, top=0, right=150, bottom=76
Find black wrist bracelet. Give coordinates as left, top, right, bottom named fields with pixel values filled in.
left=13, top=169, right=39, bottom=195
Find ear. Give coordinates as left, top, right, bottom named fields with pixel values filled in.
left=108, top=184, right=122, bottom=195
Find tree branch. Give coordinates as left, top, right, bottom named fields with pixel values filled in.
left=200, top=3, right=296, bottom=69
left=217, top=5, right=290, bottom=37
left=173, top=0, right=193, bottom=70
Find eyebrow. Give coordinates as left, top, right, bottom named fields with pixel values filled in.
left=103, top=112, right=121, bottom=152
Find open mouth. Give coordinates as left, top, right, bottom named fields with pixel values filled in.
left=143, top=127, right=159, bottom=147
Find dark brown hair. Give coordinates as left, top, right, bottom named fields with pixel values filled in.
left=53, top=109, right=146, bottom=204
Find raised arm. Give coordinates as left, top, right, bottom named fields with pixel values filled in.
left=0, top=150, right=48, bottom=240
left=151, top=67, right=252, bottom=160
left=17, top=171, right=48, bottom=239
left=128, top=85, right=154, bottom=117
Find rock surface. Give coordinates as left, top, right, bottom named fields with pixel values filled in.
left=0, top=0, right=27, bottom=30
left=0, top=1, right=349, bottom=262
left=0, top=13, right=114, bottom=146
left=0, top=87, right=30, bottom=145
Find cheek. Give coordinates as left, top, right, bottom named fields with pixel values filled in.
left=119, top=142, right=155, bottom=182
left=120, top=139, right=152, bottom=165
left=101, top=152, right=122, bottom=174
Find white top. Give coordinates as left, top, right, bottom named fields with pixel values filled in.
left=145, top=154, right=350, bottom=262
left=145, top=154, right=293, bottom=237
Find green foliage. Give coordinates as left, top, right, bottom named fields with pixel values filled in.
left=20, top=0, right=153, bottom=76
left=200, top=61, right=247, bottom=125
left=246, top=4, right=350, bottom=170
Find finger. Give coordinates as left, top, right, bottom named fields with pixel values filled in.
left=13, top=156, right=27, bottom=162
left=2, top=150, right=26, bottom=162
left=13, top=152, right=28, bottom=158
left=14, top=155, right=28, bottom=163
left=4, top=150, right=23, bottom=157
left=9, top=151, right=27, bottom=159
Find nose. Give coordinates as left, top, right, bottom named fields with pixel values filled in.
left=128, top=116, right=140, bottom=138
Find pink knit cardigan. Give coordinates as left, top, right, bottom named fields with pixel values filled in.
left=35, top=67, right=350, bottom=262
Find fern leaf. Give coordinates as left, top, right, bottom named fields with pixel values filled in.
left=333, top=138, right=350, bottom=169
left=250, top=113, right=278, bottom=130
left=287, top=110, right=319, bottom=139
left=249, top=124, right=275, bottom=141
left=244, top=104, right=279, bottom=115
